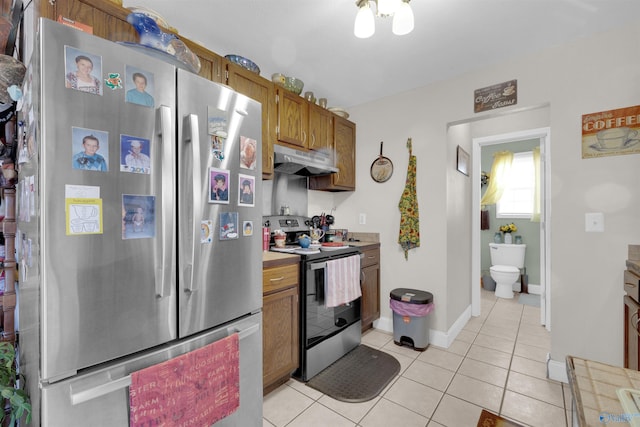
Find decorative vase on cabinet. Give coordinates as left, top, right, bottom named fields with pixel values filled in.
left=504, top=233, right=513, bottom=244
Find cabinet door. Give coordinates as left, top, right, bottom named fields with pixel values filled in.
left=276, top=88, right=308, bottom=148
left=308, top=104, right=333, bottom=154
left=263, top=287, right=299, bottom=392
left=227, top=63, right=276, bottom=179
left=625, top=295, right=640, bottom=370
left=361, top=264, right=380, bottom=332
left=309, top=115, right=356, bottom=191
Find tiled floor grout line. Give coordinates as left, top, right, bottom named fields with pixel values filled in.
left=497, top=299, right=524, bottom=419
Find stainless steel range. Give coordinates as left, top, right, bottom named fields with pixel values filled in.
left=263, top=215, right=362, bottom=381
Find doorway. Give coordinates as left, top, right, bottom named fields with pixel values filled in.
left=471, top=127, right=551, bottom=330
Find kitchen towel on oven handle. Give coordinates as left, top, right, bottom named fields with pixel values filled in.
left=324, top=255, right=361, bottom=308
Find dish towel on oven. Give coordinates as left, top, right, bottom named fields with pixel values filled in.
left=325, top=255, right=361, bottom=308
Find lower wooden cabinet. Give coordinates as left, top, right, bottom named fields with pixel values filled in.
left=360, top=245, right=380, bottom=332
left=263, top=262, right=299, bottom=394
left=625, top=294, right=640, bottom=370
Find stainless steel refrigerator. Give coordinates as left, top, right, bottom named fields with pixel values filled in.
left=16, top=18, right=263, bottom=426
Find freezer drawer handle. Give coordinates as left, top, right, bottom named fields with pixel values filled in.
left=70, top=322, right=259, bottom=405
left=70, top=376, right=132, bottom=406
left=227, top=322, right=260, bottom=340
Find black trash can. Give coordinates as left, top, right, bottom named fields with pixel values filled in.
left=390, top=288, right=434, bottom=351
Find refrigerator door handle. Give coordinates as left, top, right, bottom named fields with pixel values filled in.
left=156, top=105, right=175, bottom=298
left=183, top=113, right=202, bottom=294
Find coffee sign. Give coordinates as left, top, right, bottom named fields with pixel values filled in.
left=474, top=80, right=517, bottom=113
left=582, top=105, right=640, bottom=158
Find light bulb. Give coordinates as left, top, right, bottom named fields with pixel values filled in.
left=392, top=1, right=414, bottom=35
left=354, top=3, right=375, bottom=38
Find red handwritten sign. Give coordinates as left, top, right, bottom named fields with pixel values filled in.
left=130, top=333, right=240, bottom=427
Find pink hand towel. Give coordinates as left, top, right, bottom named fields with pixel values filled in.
left=325, top=255, right=361, bottom=308
left=130, top=333, right=240, bottom=427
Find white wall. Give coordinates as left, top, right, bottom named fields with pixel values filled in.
left=322, top=21, right=640, bottom=367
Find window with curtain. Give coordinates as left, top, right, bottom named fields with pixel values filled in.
left=496, top=151, right=535, bottom=218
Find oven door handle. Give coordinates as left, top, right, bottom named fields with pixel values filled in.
left=309, top=262, right=327, bottom=271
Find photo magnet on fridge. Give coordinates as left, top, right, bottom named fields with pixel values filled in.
left=64, top=45, right=103, bottom=96
left=239, top=136, right=257, bottom=170
left=125, top=65, right=155, bottom=107
left=122, top=194, right=156, bottom=240
left=238, top=174, right=255, bottom=207
left=71, top=127, right=109, bottom=172
left=209, top=167, right=229, bottom=204
left=243, top=221, right=253, bottom=237
left=120, top=134, right=151, bottom=174
left=201, top=220, right=213, bottom=243
left=219, top=212, right=238, bottom=240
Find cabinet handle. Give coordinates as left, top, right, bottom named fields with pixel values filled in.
left=269, top=276, right=285, bottom=282
left=302, top=131, right=307, bottom=143
left=631, top=313, right=640, bottom=336
left=367, top=255, right=375, bottom=259
left=627, top=283, right=637, bottom=288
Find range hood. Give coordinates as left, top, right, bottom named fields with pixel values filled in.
left=273, top=144, right=338, bottom=176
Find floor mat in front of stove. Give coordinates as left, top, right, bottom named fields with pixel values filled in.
left=305, top=344, right=400, bottom=402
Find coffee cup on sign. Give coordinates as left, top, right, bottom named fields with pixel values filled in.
left=596, top=127, right=638, bottom=150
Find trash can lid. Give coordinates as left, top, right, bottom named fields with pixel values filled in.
left=390, top=288, right=433, bottom=304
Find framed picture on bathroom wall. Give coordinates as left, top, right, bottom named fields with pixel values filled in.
left=456, top=145, right=469, bottom=176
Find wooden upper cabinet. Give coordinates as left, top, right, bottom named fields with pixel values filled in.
left=40, top=0, right=226, bottom=83
left=275, top=87, right=308, bottom=149
left=226, top=62, right=276, bottom=179
left=309, top=116, right=356, bottom=191
left=308, top=103, right=333, bottom=155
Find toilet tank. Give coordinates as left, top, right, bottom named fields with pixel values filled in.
left=489, top=243, right=526, bottom=267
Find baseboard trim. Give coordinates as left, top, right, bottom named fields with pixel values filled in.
left=527, top=284, right=541, bottom=295
left=548, top=357, right=568, bottom=383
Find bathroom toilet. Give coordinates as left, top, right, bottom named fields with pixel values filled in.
left=489, top=243, right=526, bottom=299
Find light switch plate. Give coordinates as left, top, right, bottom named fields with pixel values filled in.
left=585, top=212, right=604, bottom=232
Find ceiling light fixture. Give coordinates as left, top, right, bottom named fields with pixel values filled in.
left=354, top=0, right=414, bottom=39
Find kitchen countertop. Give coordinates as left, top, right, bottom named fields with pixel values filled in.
left=566, top=355, right=640, bottom=426
left=262, top=251, right=300, bottom=268
left=347, top=241, right=381, bottom=251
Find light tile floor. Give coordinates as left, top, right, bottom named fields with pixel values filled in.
left=263, top=289, right=572, bottom=427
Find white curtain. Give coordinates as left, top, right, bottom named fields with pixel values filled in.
left=531, top=146, right=541, bottom=222
left=480, top=151, right=513, bottom=206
